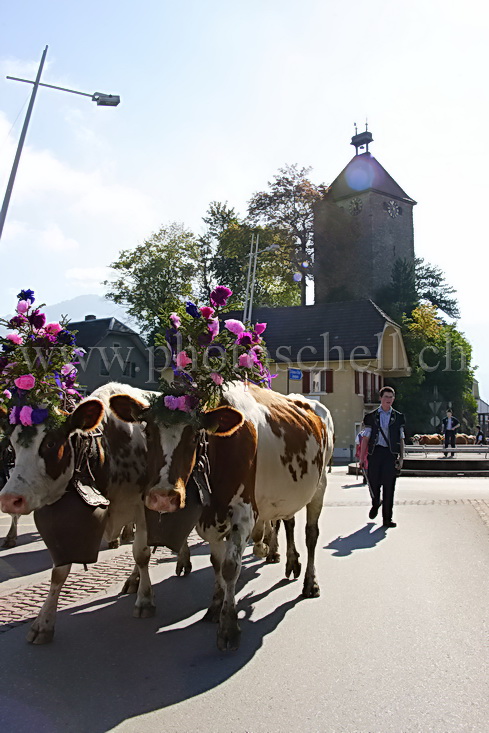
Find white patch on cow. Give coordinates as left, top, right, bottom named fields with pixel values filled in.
left=154, top=423, right=190, bottom=493
left=222, top=383, right=333, bottom=522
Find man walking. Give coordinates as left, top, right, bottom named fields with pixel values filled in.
left=441, top=408, right=460, bottom=458
left=359, top=386, right=405, bottom=529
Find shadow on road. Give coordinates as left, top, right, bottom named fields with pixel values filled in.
left=324, top=522, right=386, bottom=557
left=0, top=552, right=305, bottom=733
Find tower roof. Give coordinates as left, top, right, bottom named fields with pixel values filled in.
left=326, top=152, right=416, bottom=204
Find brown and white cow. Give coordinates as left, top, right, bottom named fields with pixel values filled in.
left=0, top=383, right=191, bottom=644
left=110, top=383, right=334, bottom=651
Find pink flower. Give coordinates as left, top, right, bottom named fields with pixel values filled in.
left=225, top=319, right=245, bottom=335
left=14, top=374, right=36, bottom=390
left=175, top=351, right=192, bottom=368
left=16, top=300, right=30, bottom=314
left=3, top=389, right=12, bottom=400
left=44, top=322, right=63, bottom=335
left=210, top=286, right=232, bottom=308
left=210, top=372, right=223, bottom=385
left=239, top=353, right=255, bottom=369
left=6, top=333, right=23, bottom=345
left=208, top=318, right=219, bottom=340
left=169, top=313, right=181, bottom=329
left=61, top=363, right=76, bottom=376
left=254, top=322, right=267, bottom=335
left=19, top=406, right=34, bottom=426
left=200, top=306, right=215, bottom=319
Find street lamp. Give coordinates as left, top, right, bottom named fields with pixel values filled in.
left=0, top=45, right=120, bottom=240
left=243, top=232, right=279, bottom=322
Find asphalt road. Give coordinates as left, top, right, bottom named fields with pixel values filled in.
left=0, top=469, right=488, bottom=733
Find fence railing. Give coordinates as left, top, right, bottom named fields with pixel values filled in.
left=404, top=446, right=489, bottom=459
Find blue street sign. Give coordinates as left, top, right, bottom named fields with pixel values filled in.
left=289, top=368, right=302, bottom=380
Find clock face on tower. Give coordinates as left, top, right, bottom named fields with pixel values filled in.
left=349, top=197, right=363, bottom=215
left=384, top=200, right=402, bottom=218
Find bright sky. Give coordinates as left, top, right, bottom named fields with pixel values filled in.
left=1, top=1, right=488, bottom=397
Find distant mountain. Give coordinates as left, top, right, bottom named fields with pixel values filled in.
left=0, top=295, right=138, bottom=335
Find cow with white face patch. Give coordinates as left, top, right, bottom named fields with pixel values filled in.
left=110, top=383, right=334, bottom=651
left=0, top=382, right=193, bottom=644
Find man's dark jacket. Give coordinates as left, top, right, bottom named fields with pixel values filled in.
left=364, top=408, right=405, bottom=456
left=441, top=415, right=460, bottom=433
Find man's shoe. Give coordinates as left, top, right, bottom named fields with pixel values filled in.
left=383, top=521, right=397, bottom=528
left=369, top=503, right=380, bottom=519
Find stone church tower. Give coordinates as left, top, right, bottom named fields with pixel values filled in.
left=314, top=129, right=416, bottom=303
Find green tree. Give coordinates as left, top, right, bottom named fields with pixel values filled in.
left=247, top=164, right=327, bottom=304
left=104, top=222, right=199, bottom=337
left=391, top=304, right=476, bottom=434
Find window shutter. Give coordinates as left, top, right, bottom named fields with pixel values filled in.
left=325, top=369, right=333, bottom=393
left=302, top=371, right=310, bottom=393
left=354, top=370, right=360, bottom=394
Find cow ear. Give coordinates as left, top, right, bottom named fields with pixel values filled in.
left=66, top=399, right=104, bottom=434
left=202, top=406, right=244, bottom=437
left=110, top=394, right=149, bottom=423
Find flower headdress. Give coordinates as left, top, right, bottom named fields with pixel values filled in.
left=152, top=285, right=271, bottom=426
left=0, top=289, right=83, bottom=440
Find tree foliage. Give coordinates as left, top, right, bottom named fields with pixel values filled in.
left=247, top=164, right=327, bottom=304
left=391, top=304, right=476, bottom=434
left=104, top=222, right=199, bottom=337
left=201, top=202, right=301, bottom=308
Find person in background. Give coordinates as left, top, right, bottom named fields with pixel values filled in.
left=441, top=408, right=460, bottom=458
left=359, top=386, right=405, bottom=529
left=475, top=425, right=485, bottom=445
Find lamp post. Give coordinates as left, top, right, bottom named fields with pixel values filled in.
left=243, top=233, right=279, bottom=322
left=0, top=45, right=120, bottom=241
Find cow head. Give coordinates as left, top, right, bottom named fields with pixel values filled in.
left=0, top=399, right=104, bottom=515
left=109, top=393, right=244, bottom=513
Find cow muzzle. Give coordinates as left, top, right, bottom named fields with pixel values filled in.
left=0, top=493, right=30, bottom=515
left=145, top=485, right=186, bottom=514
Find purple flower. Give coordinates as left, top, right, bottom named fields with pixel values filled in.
left=17, top=289, right=35, bottom=304
left=28, top=309, right=46, bottom=330
left=56, top=330, right=76, bottom=346
left=185, top=301, right=201, bottom=319
left=8, top=315, right=27, bottom=328
left=210, top=286, right=232, bottom=308
left=208, top=318, right=219, bottom=340
left=254, top=322, right=267, bottom=335
left=236, top=331, right=253, bottom=347
left=31, top=407, right=49, bottom=424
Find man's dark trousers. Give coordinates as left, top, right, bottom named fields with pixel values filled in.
left=367, top=445, right=397, bottom=524
left=444, top=430, right=456, bottom=457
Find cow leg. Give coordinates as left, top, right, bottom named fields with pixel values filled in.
left=2, top=514, right=19, bottom=549
left=176, top=540, right=192, bottom=576
left=27, top=564, right=72, bottom=644
left=121, top=563, right=140, bottom=595
left=218, top=503, right=254, bottom=652
left=132, top=510, right=155, bottom=618
left=283, top=517, right=301, bottom=579
left=302, top=482, right=326, bottom=598
left=251, top=518, right=268, bottom=558
left=203, top=540, right=226, bottom=623
left=265, top=519, right=281, bottom=564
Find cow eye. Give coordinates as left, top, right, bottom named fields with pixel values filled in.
left=46, top=440, right=56, bottom=449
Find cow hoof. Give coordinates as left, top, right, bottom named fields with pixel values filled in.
left=217, top=627, right=241, bottom=652
left=26, top=625, right=54, bottom=645
left=302, top=580, right=320, bottom=598
left=107, top=539, right=120, bottom=549
left=133, top=602, right=156, bottom=619
left=285, top=558, right=301, bottom=579
left=265, top=552, right=281, bottom=564
left=121, top=575, right=139, bottom=595
left=2, top=538, right=16, bottom=549
left=176, top=560, right=192, bottom=576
